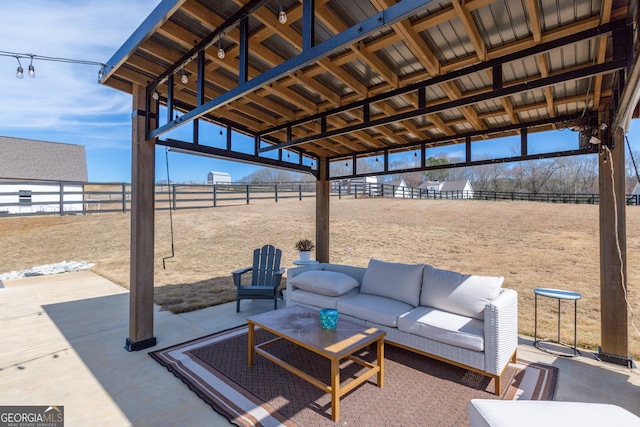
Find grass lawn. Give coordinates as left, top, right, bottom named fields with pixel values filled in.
left=1, top=197, right=639, bottom=357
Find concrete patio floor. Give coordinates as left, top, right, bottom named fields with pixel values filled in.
left=1, top=271, right=639, bottom=426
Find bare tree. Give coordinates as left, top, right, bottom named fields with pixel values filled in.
left=240, top=168, right=310, bottom=183
left=513, top=159, right=563, bottom=194
left=467, top=162, right=508, bottom=192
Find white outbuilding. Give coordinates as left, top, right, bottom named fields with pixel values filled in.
left=0, top=136, right=88, bottom=215
left=382, top=179, right=410, bottom=198
left=207, top=171, right=232, bottom=184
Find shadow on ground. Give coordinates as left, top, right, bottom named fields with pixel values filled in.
left=41, top=291, right=221, bottom=425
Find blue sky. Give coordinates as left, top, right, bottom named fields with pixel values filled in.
left=2, top=1, right=640, bottom=183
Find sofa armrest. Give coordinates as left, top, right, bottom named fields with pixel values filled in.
left=483, top=288, right=518, bottom=376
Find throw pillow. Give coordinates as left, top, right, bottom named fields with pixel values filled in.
left=288, top=270, right=359, bottom=297
left=420, top=265, right=504, bottom=320
left=360, top=259, right=424, bottom=306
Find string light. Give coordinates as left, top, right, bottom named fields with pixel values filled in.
left=217, top=38, right=225, bottom=59
left=28, top=56, right=35, bottom=78
left=152, top=90, right=159, bottom=100
left=180, top=67, right=188, bottom=84
left=1, top=50, right=107, bottom=80
left=278, top=6, right=287, bottom=24
left=15, top=57, right=23, bottom=79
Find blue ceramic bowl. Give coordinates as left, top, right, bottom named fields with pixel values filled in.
left=319, top=308, right=339, bottom=329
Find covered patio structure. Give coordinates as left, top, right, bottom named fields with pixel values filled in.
left=101, top=0, right=638, bottom=366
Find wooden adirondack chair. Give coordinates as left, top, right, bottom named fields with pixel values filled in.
left=233, top=244, right=285, bottom=312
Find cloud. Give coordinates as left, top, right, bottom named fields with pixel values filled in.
left=0, top=0, right=160, bottom=152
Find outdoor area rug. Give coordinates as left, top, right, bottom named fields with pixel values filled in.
left=150, top=326, right=557, bottom=427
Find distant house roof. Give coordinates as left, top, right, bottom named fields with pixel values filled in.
left=418, top=181, right=440, bottom=189
left=385, top=180, right=406, bottom=187
left=439, top=180, right=472, bottom=192
left=0, top=136, right=88, bottom=182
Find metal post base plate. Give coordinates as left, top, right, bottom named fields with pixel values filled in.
left=125, top=336, right=157, bottom=352
left=597, top=347, right=635, bottom=368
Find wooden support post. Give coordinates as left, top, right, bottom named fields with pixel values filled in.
left=598, top=126, right=631, bottom=366
left=316, top=157, right=330, bottom=263
left=126, top=84, right=157, bottom=352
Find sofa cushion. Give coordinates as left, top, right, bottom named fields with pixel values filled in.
left=337, top=294, right=414, bottom=327
left=468, top=400, right=640, bottom=427
left=397, top=306, right=485, bottom=351
left=288, top=270, right=359, bottom=296
left=360, top=259, right=425, bottom=307
left=420, top=266, right=504, bottom=320
left=290, top=288, right=360, bottom=309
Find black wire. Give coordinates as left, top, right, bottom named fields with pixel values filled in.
left=0, top=50, right=104, bottom=66
left=162, top=148, right=175, bottom=270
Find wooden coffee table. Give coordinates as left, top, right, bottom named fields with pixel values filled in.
left=247, top=305, right=385, bottom=421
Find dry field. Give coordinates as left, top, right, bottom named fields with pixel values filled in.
left=1, top=197, right=639, bottom=357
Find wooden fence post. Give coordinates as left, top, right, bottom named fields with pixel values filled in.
left=172, top=184, right=177, bottom=210
left=246, top=185, right=250, bottom=204
left=213, top=184, right=217, bottom=207
left=59, top=182, right=64, bottom=215
left=122, top=183, right=127, bottom=212
left=299, top=184, right=302, bottom=201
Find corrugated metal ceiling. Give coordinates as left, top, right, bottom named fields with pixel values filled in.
left=103, top=0, right=635, bottom=163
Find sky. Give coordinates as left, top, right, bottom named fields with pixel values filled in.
left=2, top=1, right=640, bottom=184
left=0, top=0, right=265, bottom=183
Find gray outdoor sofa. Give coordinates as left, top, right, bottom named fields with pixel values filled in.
left=285, top=259, right=518, bottom=394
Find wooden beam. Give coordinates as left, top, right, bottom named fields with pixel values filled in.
left=370, top=0, right=440, bottom=76
left=537, top=53, right=557, bottom=119
left=316, top=157, right=330, bottom=263
left=598, top=126, right=630, bottom=364
left=524, top=0, right=542, bottom=43
left=450, top=0, right=487, bottom=61
left=126, top=83, right=157, bottom=352
left=593, top=0, right=613, bottom=109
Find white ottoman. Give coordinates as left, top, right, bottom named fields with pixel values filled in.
left=469, top=400, right=640, bottom=427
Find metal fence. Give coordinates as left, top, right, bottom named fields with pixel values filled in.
left=1, top=180, right=638, bottom=217
left=0, top=181, right=316, bottom=217
left=334, top=182, right=640, bottom=205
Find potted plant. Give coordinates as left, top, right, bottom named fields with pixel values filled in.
left=295, top=238, right=315, bottom=261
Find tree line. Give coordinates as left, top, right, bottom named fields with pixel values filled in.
left=240, top=150, right=640, bottom=195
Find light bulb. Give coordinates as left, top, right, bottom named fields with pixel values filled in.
left=15, top=57, right=24, bottom=79
left=98, top=67, right=105, bottom=80
left=28, top=64, right=35, bottom=78
left=217, top=46, right=225, bottom=59
left=181, top=73, right=188, bottom=84
left=278, top=7, right=287, bottom=24
left=152, top=91, right=159, bottom=100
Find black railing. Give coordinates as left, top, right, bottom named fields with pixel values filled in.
left=1, top=180, right=638, bottom=217
left=0, top=181, right=316, bottom=217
